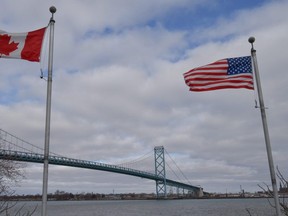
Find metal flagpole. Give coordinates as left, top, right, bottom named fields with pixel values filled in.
left=41, top=6, right=56, bottom=216
left=249, top=37, right=281, bottom=216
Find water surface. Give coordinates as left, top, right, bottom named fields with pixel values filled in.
left=14, top=198, right=276, bottom=216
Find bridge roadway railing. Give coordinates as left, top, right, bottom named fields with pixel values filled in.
left=0, top=149, right=201, bottom=192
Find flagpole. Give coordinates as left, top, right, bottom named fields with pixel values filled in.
left=248, top=37, right=281, bottom=216
left=41, top=6, right=56, bottom=216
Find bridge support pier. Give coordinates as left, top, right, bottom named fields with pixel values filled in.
left=154, top=146, right=167, bottom=199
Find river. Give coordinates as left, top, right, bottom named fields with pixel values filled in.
left=12, top=198, right=276, bottom=216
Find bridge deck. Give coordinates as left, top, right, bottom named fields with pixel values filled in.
left=0, top=149, right=201, bottom=192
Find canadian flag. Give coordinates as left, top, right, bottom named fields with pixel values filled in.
left=0, top=27, right=46, bottom=62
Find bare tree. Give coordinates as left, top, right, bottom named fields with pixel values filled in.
left=276, top=167, right=288, bottom=215
left=0, top=158, right=36, bottom=215
left=256, top=167, right=288, bottom=216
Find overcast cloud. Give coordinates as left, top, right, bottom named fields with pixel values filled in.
left=1, top=0, right=288, bottom=195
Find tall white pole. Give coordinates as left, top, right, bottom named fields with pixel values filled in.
left=41, top=6, right=56, bottom=216
left=249, top=37, right=281, bottom=216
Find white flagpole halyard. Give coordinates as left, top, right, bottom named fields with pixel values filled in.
left=41, top=6, right=56, bottom=216
left=249, top=37, right=281, bottom=216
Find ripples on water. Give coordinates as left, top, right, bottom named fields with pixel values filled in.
left=15, top=198, right=276, bottom=216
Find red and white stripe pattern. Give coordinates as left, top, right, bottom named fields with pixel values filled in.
left=183, top=56, right=254, bottom=92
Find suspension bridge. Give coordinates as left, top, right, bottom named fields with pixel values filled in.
left=0, top=128, right=204, bottom=198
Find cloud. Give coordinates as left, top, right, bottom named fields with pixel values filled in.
left=1, top=0, right=288, bottom=195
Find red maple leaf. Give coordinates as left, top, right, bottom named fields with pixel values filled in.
left=0, top=34, right=19, bottom=56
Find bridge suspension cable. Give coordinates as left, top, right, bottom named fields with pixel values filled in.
left=1, top=128, right=192, bottom=186
left=0, top=128, right=61, bottom=157
left=165, top=149, right=193, bottom=186
left=0, top=129, right=203, bottom=197
left=115, top=149, right=154, bottom=173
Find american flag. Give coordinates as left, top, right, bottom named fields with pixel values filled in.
left=183, top=56, right=254, bottom=92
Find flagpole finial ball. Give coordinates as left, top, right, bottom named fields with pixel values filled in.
left=49, top=6, right=56, bottom=14
left=248, top=37, right=255, bottom=44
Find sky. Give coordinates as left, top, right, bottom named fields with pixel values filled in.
left=1, top=0, right=288, bottom=195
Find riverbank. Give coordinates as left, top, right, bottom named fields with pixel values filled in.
left=1, top=190, right=279, bottom=202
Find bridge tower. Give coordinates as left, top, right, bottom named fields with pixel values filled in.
left=154, top=146, right=167, bottom=198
